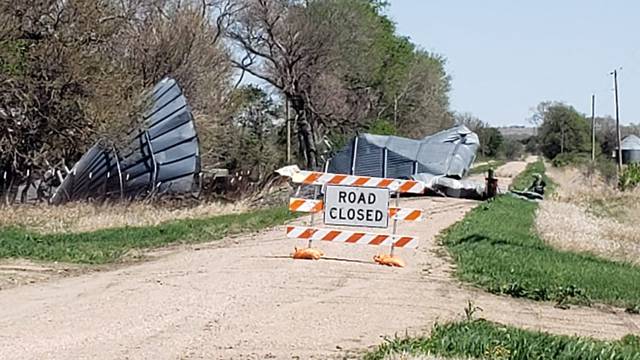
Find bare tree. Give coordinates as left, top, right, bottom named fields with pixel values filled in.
left=226, top=0, right=343, bottom=168
left=0, top=0, right=235, bottom=202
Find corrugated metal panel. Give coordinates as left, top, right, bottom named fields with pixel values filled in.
left=622, top=150, right=640, bottom=164
left=327, top=126, right=479, bottom=180
left=327, top=138, right=354, bottom=175
left=353, top=137, right=384, bottom=177
left=416, top=143, right=450, bottom=174
left=51, top=78, right=200, bottom=204
left=386, top=150, right=414, bottom=179
left=385, top=136, right=420, bottom=159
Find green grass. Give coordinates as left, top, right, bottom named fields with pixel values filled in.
left=0, top=207, right=295, bottom=264
left=469, top=160, right=506, bottom=175
left=441, top=160, right=640, bottom=308
left=510, top=159, right=555, bottom=192
left=366, top=320, right=640, bottom=360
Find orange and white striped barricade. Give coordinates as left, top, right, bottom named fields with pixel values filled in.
left=289, top=198, right=425, bottom=221
left=286, top=226, right=418, bottom=248
left=277, top=165, right=426, bottom=265
left=289, top=198, right=323, bottom=214
left=276, top=165, right=425, bottom=194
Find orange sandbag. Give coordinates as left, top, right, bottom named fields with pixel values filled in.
left=292, top=247, right=324, bottom=260
left=373, top=254, right=406, bottom=268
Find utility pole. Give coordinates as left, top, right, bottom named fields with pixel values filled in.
left=611, top=69, right=623, bottom=170
left=591, top=94, right=596, bottom=161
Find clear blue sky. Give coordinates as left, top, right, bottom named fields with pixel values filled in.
left=387, top=0, right=640, bottom=126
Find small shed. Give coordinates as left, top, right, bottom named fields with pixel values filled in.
left=620, top=135, right=640, bottom=164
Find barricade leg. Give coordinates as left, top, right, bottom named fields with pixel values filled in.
left=292, top=184, right=324, bottom=260
left=374, top=191, right=405, bottom=267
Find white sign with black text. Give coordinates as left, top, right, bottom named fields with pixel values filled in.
left=324, top=185, right=389, bottom=228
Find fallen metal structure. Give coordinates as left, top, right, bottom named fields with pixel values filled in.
left=412, top=173, right=486, bottom=199
left=326, top=125, right=479, bottom=180
left=51, top=78, right=200, bottom=204
left=324, top=126, right=486, bottom=199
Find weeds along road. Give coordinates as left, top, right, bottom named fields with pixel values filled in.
left=1, top=158, right=638, bottom=359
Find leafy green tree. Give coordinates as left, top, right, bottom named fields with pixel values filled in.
left=536, top=102, right=590, bottom=159
left=224, top=86, right=284, bottom=180
left=595, top=116, right=617, bottom=157
left=228, top=0, right=453, bottom=168
left=368, top=119, right=396, bottom=135
left=1, top=0, right=233, bottom=200
left=477, top=127, right=504, bottom=157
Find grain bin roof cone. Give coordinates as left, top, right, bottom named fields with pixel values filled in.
left=51, top=78, right=201, bottom=204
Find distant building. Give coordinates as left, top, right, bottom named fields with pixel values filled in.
left=618, top=135, right=640, bottom=164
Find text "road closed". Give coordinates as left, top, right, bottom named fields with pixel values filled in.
left=324, top=185, right=389, bottom=228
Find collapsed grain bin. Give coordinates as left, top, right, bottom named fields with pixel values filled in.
left=324, top=125, right=485, bottom=199
left=619, top=135, right=640, bottom=164
left=50, top=78, right=200, bottom=204
left=326, top=125, right=479, bottom=179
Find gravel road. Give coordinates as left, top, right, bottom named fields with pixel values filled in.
left=1, top=159, right=638, bottom=359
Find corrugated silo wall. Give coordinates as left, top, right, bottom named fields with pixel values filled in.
left=622, top=150, right=640, bottom=164
left=354, top=138, right=384, bottom=177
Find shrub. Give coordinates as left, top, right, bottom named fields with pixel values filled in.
left=619, top=164, right=640, bottom=191
left=583, top=157, right=618, bottom=185
left=551, top=152, right=589, bottom=167
left=368, top=118, right=397, bottom=136
left=502, top=138, right=524, bottom=160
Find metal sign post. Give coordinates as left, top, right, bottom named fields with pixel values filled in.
left=308, top=185, right=319, bottom=248
left=390, top=191, right=400, bottom=257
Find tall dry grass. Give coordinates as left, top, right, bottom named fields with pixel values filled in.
left=536, top=201, right=640, bottom=265
left=1, top=201, right=248, bottom=234
left=536, top=165, right=640, bottom=265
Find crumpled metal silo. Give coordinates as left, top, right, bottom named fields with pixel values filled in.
left=51, top=78, right=200, bottom=204
left=326, top=125, right=479, bottom=180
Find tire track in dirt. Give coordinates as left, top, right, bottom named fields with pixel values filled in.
left=0, top=158, right=638, bottom=359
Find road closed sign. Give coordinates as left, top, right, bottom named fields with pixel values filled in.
left=324, top=185, right=389, bottom=228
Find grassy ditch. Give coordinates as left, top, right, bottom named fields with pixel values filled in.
left=0, top=206, right=295, bottom=264
left=510, top=159, right=555, bottom=192
left=365, top=319, right=640, bottom=360
left=441, top=161, right=640, bottom=309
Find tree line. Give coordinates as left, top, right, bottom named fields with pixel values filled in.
left=0, top=0, right=454, bottom=189
left=528, top=101, right=640, bottom=161
left=525, top=101, right=640, bottom=188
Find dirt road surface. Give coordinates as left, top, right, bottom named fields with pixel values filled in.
left=1, top=159, right=639, bottom=360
